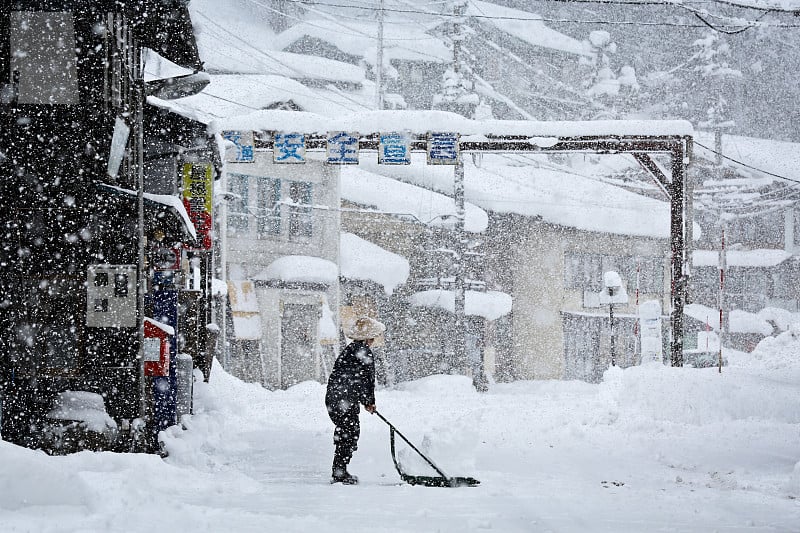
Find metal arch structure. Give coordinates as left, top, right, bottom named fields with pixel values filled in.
left=257, top=129, right=693, bottom=367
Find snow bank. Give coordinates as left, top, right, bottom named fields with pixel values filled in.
left=748, top=325, right=800, bottom=370
left=598, top=363, right=800, bottom=425
left=0, top=442, right=91, bottom=511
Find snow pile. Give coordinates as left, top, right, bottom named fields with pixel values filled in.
left=0, top=442, right=91, bottom=511
left=46, top=391, right=118, bottom=433
left=747, top=324, right=800, bottom=370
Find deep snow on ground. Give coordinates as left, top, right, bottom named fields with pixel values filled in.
left=2, top=337, right=800, bottom=532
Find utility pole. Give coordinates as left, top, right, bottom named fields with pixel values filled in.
left=715, top=126, right=728, bottom=370
left=375, top=0, right=384, bottom=110
left=451, top=0, right=467, bottom=377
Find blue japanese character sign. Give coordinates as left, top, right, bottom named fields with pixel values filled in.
left=379, top=131, right=410, bottom=165
left=427, top=132, right=460, bottom=165
left=326, top=131, right=359, bottom=165
left=222, top=130, right=254, bottom=163
left=273, top=132, right=306, bottom=163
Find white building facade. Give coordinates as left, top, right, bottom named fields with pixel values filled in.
left=221, top=148, right=340, bottom=389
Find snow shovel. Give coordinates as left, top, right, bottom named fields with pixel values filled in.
left=374, top=410, right=480, bottom=488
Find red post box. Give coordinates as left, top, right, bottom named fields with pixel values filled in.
left=144, top=317, right=173, bottom=377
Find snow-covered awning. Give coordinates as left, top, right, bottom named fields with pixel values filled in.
left=409, top=289, right=513, bottom=321
left=96, top=184, right=197, bottom=241
left=254, top=255, right=338, bottom=286
left=340, top=232, right=409, bottom=295
left=693, top=249, right=792, bottom=268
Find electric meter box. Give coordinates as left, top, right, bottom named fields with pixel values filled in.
left=144, top=317, right=172, bottom=377
left=86, top=264, right=137, bottom=328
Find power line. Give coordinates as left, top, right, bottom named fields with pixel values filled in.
left=693, top=140, right=800, bottom=185
left=282, top=0, right=800, bottom=28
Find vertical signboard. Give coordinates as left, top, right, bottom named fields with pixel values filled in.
left=326, top=131, right=359, bottom=164
left=221, top=130, right=254, bottom=163
left=379, top=131, right=410, bottom=165
left=427, top=132, right=460, bottom=165
left=273, top=132, right=306, bottom=163
left=182, top=163, right=213, bottom=249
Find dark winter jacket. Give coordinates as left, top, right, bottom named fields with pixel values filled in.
left=325, top=340, right=376, bottom=411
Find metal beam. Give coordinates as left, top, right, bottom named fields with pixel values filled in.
left=669, top=141, right=690, bottom=367
left=633, top=153, right=671, bottom=199
left=254, top=131, right=693, bottom=368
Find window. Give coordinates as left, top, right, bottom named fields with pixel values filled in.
left=227, top=173, right=250, bottom=233
left=726, top=211, right=783, bottom=247
left=227, top=175, right=313, bottom=240
left=257, top=177, right=281, bottom=236
left=9, top=11, right=79, bottom=105
left=288, top=181, right=313, bottom=239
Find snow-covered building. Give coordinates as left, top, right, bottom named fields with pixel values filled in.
left=217, top=127, right=341, bottom=389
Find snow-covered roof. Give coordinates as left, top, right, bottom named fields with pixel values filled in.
left=274, top=19, right=451, bottom=64
left=340, top=232, right=410, bottom=295
left=341, top=166, right=489, bottom=233
left=409, top=289, right=513, bottom=321
left=361, top=152, right=679, bottom=239
left=693, top=249, right=792, bottom=268
left=190, top=0, right=363, bottom=85
left=685, top=303, right=775, bottom=336
left=209, top=109, right=693, bottom=138
left=467, top=0, right=592, bottom=57
left=149, top=74, right=371, bottom=124
left=254, top=255, right=339, bottom=285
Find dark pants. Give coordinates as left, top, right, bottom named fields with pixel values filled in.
left=326, top=401, right=360, bottom=476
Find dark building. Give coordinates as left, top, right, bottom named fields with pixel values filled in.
left=0, top=2, right=215, bottom=452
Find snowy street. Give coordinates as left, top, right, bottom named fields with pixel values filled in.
left=3, top=338, right=799, bottom=532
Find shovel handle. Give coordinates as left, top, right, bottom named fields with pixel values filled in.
left=374, top=410, right=449, bottom=479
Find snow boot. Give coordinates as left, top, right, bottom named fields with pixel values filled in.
left=331, top=463, right=359, bottom=485
left=331, top=471, right=359, bottom=485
